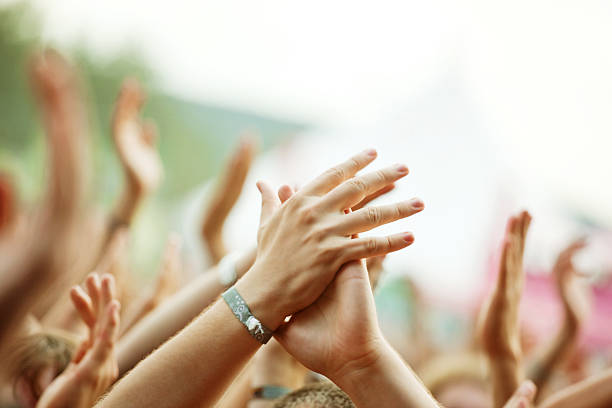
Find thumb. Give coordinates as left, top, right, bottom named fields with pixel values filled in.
left=257, top=180, right=280, bottom=224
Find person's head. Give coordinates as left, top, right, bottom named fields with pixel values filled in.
left=273, top=382, right=355, bottom=408
left=9, top=330, right=77, bottom=408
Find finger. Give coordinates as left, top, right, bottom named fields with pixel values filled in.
left=334, top=198, right=424, bottom=235
left=300, top=149, right=377, bottom=196
left=92, top=300, right=121, bottom=362
left=278, top=184, right=295, bottom=203
left=72, top=339, right=89, bottom=364
left=70, top=285, right=96, bottom=328
left=497, top=240, right=511, bottom=290
left=339, top=232, right=415, bottom=262
left=100, top=274, right=116, bottom=308
left=321, top=163, right=409, bottom=211
left=351, top=184, right=395, bottom=211
left=86, top=272, right=102, bottom=317
left=257, top=180, right=280, bottom=224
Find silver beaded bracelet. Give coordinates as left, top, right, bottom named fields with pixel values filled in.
left=221, top=286, right=273, bottom=344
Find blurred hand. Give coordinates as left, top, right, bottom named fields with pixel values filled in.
left=479, top=210, right=532, bottom=359
left=37, top=273, right=120, bottom=408
left=275, top=259, right=384, bottom=381
left=112, top=79, right=162, bottom=195
left=202, top=135, right=257, bottom=264
left=236, top=149, right=424, bottom=330
left=502, top=381, right=537, bottom=408
left=553, top=239, right=589, bottom=328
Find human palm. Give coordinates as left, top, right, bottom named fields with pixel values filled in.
left=112, top=79, right=162, bottom=192
left=275, top=259, right=383, bottom=379
left=479, top=211, right=531, bottom=358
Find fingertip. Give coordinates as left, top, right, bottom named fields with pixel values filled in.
left=410, top=198, right=424, bottom=211
left=364, top=148, right=377, bottom=158
left=403, top=232, right=415, bottom=245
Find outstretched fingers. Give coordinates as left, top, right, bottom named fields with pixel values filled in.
left=300, top=149, right=378, bottom=196
left=334, top=198, right=424, bottom=235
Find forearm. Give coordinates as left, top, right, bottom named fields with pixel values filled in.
left=99, top=297, right=261, bottom=408
left=528, top=317, right=578, bottom=393
left=333, top=341, right=440, bottom=408
left=490, top=354, right=523, bottom=408
left=538, top=367, right=612, bottom=408
left=214, top=363, right=254, bottom=408
left=117, top=250, right=255, bottom=374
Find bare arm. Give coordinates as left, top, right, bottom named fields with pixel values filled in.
left=538, top=367, right=612, bottom=408
left=528, top=239, right=588, bottom=396
left=116, top=247, right=256, bottom=375
left=478, top=211, right=532, bottom=408
left=100, top=150, right=420, bottom=407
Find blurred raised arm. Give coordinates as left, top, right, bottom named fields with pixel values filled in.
left=478, top=211, right=532, bottom=408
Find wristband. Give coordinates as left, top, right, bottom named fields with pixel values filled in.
left=222, top=286, right=273, bottom=344
left=253, top=385, right=291, bottom=400
left=217, top=252, right=239, bottom=287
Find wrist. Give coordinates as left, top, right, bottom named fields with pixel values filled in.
left=234, top=264, right=286, bottom=331
left=328, top=337, right=388, bottom=389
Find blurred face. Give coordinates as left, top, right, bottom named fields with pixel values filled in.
left=14, top=365, right=58, bottom=408
left=436, top=380, right=489, bottom=408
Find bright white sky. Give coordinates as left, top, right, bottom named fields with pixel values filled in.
left=5, top=0, right=611, bottom=294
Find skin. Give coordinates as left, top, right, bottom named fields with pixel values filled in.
left=528, top=239, right=589, bottom=397
left=202, top=134, right=257, bottom=264
left=502, top=381, right=537, bottom=408
left=478, top=211, right=532, bottom=408
left=120, top=234, right=183, bottom=336
left=0, top=50, right=87, bottom=351
left=97, top=149, right=423, bottom=407
left=36, top=273, right=120, bottom=408
left=538, top=367, right=612, bottom=408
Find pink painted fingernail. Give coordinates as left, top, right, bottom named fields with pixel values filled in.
left=365, top=148, right=377, bottom=157
left=403, top=233, right=414, bottom=244
left=411, top=198, right=424, bottom=210
left=395, top=164, right=408, bottom=174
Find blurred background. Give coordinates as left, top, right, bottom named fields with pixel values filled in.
left=1, top=0, right=611, bottom=363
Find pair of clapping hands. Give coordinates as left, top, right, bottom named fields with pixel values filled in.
left=235, top=149, right=424, bottom=382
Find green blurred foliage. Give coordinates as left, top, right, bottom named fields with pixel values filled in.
left=0, top=3, right=305, bottom=276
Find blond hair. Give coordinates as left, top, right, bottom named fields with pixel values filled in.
left=273, top=382, right=355, bottom=408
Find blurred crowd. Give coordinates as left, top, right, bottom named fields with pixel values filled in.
left=0, top=50, right=611, bottom=408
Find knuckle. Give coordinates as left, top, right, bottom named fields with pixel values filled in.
left=298, top=206, right=317, bottom=225
left=375, top=169, right=388, bottom=183
left=327, top=166, right=346, bottom=183
left=365, top=207, right=382, bottom=224
left=348, top=178, right=368, bottom=193
left=365, top=239, right=378, bottom=254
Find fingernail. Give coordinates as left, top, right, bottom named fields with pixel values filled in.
left=411, top=198, right=424, bottom=210
left=365, top=148, right=377, bottom=157
left=256, top=181, right=263, bottom=193
left=395, top=164, right=408, bottom=174
left=517, top=398, right=527, bottom=408
left=403, top=233, right=414, bottom=244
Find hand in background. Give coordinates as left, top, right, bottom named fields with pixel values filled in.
left=201, top=135, right=257, bottom=264
left=478, top=210, right=532, bottom=408
left=112, top=79, right=162, bottom=195
left=553, top=239, right=589, bottom=328
left=37, top=273, right=120, bottom=408
left=479, top=210, right=531, bottom=359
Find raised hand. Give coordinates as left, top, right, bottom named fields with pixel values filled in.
left=236, top=149, right=424, bottom=330
left=478, top=210, right=532, bottom=408
left=37, top=273, right=121, bottom=408
left=528, top=238, right=590, bottom=396
left=553, top=239, right=589, bottom=327
left=275, top=259, right=381, bottom=379
left=201, top=135, right=257, bottom=264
